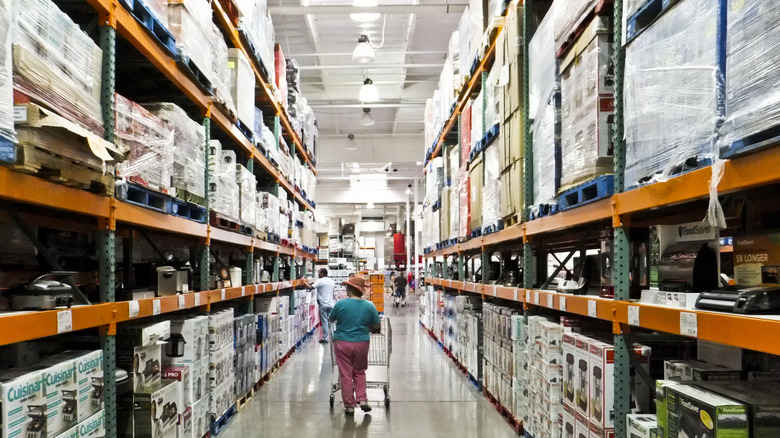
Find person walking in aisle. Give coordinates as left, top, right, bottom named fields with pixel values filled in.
left=329, top=275, right=381, bottom=416
left=305, top=268, right=336, bottom=344
left=393, top=271, right=408, bottom=307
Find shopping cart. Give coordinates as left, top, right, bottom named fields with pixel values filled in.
left=329, top=316, right=392, bottom=409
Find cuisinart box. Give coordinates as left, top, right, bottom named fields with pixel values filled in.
left=734, top=233, right=780, bottom=286
left=0, top=369, right=46, bottom=438
left=39, top=355, right=79, bottom=436
left=132, top=379, right=182, bottom=438
left=163, top=365, right=191, bottom=407
left=53, top=425, right=79, bottom=438
left=666, top=384, right=748, bottom=438
left=696, top=381, right=780, bottom=438
left=78, top=410, right=105, bottom=438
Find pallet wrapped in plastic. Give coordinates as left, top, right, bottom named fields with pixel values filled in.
left=425, top=157, right=445, bottom=206
left=449, top=184, right=460, bottom=241
left=236, top=164, right=256, bottom=227
left=145, top=103, right=206, bottom=199
left=625, top=0, right=721, bottom=187
left=482, top=142, right=501, bottom=228
left=458, top=8, right=472, bottom=83
left=624, top=0, right=646, bottom=22
left=239, top=0, right=274, bottom=83
left=529, top=8, right=558, bottom=208
left=553, top=0, right=599, bottom=49
left=0, top=0, right=12, bottom=147
left=167, top=0, right=213, bottom=82
left=484, top=65, right=501, bottom=133
left=115, top=94, right=175, bottom=193
left=12, top=0, right=103, bottom=135
left=468, top=0, right=483, bottom=64
left=258, top=192, right=280, bottom=236
left=211, top=23, right=235, bottom=116
left=720, top=0, right=780, bottom=155
left=209, top=156, right=240, bottom=223
left=559, top=16, right=614, bottom=190
left=471, top=94, right=484, bottom=151
left=228, top=48, right=256, bottom=127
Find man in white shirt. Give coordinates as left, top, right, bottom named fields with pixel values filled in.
left=306, top=268, right=336, bottom=343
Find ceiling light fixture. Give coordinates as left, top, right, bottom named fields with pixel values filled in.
left=358, top=78, right=380, bottom=102
left=350, top=0, right=381, bottom=22
left=366, top=201, right=375, bottom=209
left=352, top=35, right=375, bottom=64
left=360, top=107, right=375, bottom=126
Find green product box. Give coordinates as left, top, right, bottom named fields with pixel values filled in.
left=696, top=382, right=780, bottom=438
left=666, top=384, right=748, bottom=438
left=655, top=380, right=681, bottom=438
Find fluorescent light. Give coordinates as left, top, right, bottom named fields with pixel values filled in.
left=359, top=78, right=380, bottom=102
left=352, top=35, right=375, bottom=64
left=360, top=108, right=375, bottom=126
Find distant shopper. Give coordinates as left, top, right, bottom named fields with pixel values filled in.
left=393, top=271, right=408, bottom=307
left=329, top=275, right=381, bottom=416
left=306, top=268, right=336, bottom=343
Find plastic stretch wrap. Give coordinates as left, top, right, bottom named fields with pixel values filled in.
left=720, top=0, right=780, bottom=150
left=439, top=57, right=455, bottom=119
left=468, top=0, right=483, bottom=63
left=239, top=0, right=273, bottom=75
left=12, top=0, right=103, bottom=134
left=208, top=149, right=240, bottom=223
left=167, top=0, right=213, bottom=81
left=458, top=9, right=471, bottom=83
left=236, top=165, right=256, bottom=227
left=560, top=18, right=614, bottom=189
left=115, top=94, right=175, bottom=193
left=449, top=186, right=460, bottom=241
left=258, top=192, right=280, bottom=236
left=259, top=125, right=276, bottom=154
left=625, top=0, right=721, bottom=187
left=449, top=31, right=460, bottom=84
left=145, top=103, right=206, bottom=198
left=482, top=142, right=501, bottom=226
left=624, top=0, right=646, bottom=21
left=211, top=24, right=235, bottom=115
left=529, top=9, right=558, bottom=207
left=228, top=48, right=256, bottom=126
left=484, top=65, right=501, bottom=131
left=471, top=95, right=484, bottom=151
left=424, top=157, right=444, bottom=205
left=424, top=98, right=437, bottom=149
left=553, top=0, right=598, bottom=46
left=0, top=0, right=13, bottom=143
left=457, top=167, right=469, bottom=238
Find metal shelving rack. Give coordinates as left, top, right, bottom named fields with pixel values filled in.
left=0, top=0, right=320, bottom=435
left=422, top=0, right=780, bottom=437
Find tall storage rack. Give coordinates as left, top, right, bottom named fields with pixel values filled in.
left=0, top=0, right=318, bottom=436
left=422, top=0, right=780, bottom=437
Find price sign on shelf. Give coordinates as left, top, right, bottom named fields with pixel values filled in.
left=178, top=295, right=186, bottom=310
left=547, top=294, right=554, bottom=308
left=152, top=299, right=161, bottom=316
left=241, top=286, right=246, bottom=297
left=194, top=294, right=201, bottom=307
left=534, top=291, right=540, bottom=305
left=628, top=306, right=640, bottom=326
left=128, top=300, right=140, bottom=318
left=513, top=290, right=518, bottom=301
left=588, top=300, right=597, bottom=318
left=526, top=290, right=532, bottom=302
left=559, top=296, right=567, bottom=312
left=680, top=312, right=698, bottom=337
left=492, top=286, right=497, bottom=297
left=57, top=310, right=73, bottom=334
left=255, top=285, right=260, bottom=294
left=221, top=289, right=226, bottom=301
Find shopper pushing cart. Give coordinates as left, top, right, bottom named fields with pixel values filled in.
left=328, top=275, right=392, bottom=415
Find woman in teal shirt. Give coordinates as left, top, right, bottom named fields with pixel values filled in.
left=329, top=275, right=381, bottom=416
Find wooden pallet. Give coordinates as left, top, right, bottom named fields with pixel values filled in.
left=175, top=187, right=207, bottom=208
left=210, top=211, right=241, bottom=233
left=236, top=390, right=253, bottom=411
left=6, top=131, right=113, bottom=195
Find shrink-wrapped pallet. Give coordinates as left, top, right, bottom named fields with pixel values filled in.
left=625, top=0, right=721, bottom=187
left=553, top=0, right=598, bottom=50
left=207, top=140, right=240, bottom=223
left=228, top=48, right=256, bottom=128
left=115, top=95, right=174, bottom=193
left=167, top=0, right=213, bottom=82
left=482, top=142, right=501, bottom=227
left=211, top=23, right=235, bottom=116
left=236, top=165, right=256, bottom=227
left=13, top=0, right=103, bottom=134
left=145, top=103, right=206, bottom=199
left=0, top=0, right=13, bottom=147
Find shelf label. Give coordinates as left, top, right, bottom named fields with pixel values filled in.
left=534, top=291, right=540, bottom=305
left=255, top=285, right=260, bottom=294
left=588, top=300, right=597, bottom=318
left=680, top=312, right=698, bottom=337
left=513, top=290, right=518, bottom=301
left=628, top=306, right=640, bottom=326
left=547, top=295, right=554, bottom=308
left=57, top=310, right=73, bottom=334
left=221, top=289, right=226, bottom=301
left=178, top=295, right=186, bottom=310
left=128, top=301, right=140, bottom=318
left=181, top=283, right=189, bottom=293
left=492, top=286, right=497, bottom=297
left=241, top=286, right=246, bottom=297
left=526, top=290, right=531, bottom=302
left=560, top=297, right=567, bottom=312
left=194, top=294, right=201, bottom=307
left=152, top=299, right=161, bottom=316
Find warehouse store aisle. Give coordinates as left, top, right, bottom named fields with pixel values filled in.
left=221, top=300, right=517, bottom=437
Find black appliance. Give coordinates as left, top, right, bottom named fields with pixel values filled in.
left=696, top=286, right=780, bottom=314
left=658, top=242, right=718, bottom=292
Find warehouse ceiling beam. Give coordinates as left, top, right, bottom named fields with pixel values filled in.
left=292, top=50, right=446, bottom=57
left=268, top=4, right=466, bottom=15
left=298, top=63, right=443, bottom=70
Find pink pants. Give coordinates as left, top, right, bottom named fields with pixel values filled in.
left=333, top=340, right=370, bottom=408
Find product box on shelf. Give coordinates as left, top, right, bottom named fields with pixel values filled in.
left=48, top=350, right=104, bottom=422
left=54, top=425, right=79, bottom=438
left=574, top=334, right=591, bottom=417
left=118, top=320, right=171, bottom=348
left=119, top=342, right=163, bottom=392
left=663, top=360, right=742, bottom=382
left=209, top=375, right=236, bottom=420
left=228, top=48, right=257, bottom=129
left=163, top=364, right=192, bottom=407
left=655, top=380, right=681, bottom=438
left=589, top=421, right=614, bottom=438
left=127, top=379, right=182, bottom=438
left=627, top=414, right=658, bottom=438
left=179, top=406, right=192, bottom=438
left=192, top=396, right=209, bottom=438
left=78, top=410, right=105, bottom=438
left=209, top=344, right=235, bottom=387
left=696, top=381, right=780, bottom=438
left=559, top=15, right=614, bottom=191
left=209, top=309, right=235, bottom=351
left=665, top=384, right=748, bottom=438
left=167, top=0, right=213, bottom=83
left=468, top=153, right=483, bottom=233
left=575, top=410, right=590, bottom=438
left=39, top=355, right=79, bottom=436
left=0, top=368, right=46, bottom=438
left=165, top=315, right=209, bottom=364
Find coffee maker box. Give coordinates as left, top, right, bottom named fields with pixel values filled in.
left=209, top=375, right=235, bottom=419
left=563, top=401, right=576, bottom=438
left=589, top=421, right=614, bottom=438
left=589, top=341, right=613, bottom=427
left=0, top=369, right=46, bottom=438
left=53, top=425, right=79, bottom=438
left=575, top=410, right=590, bottom=438
left=209, top=344, right=235, bottom=388
left=575, top=334, right=591, bottom=417
left=40, top=356, right=79, bottom=436
left=192, top=396, right=209, bottom=438
left=563, top=332, right=579, bottom=406
left=733, top=233, right=780, bottom=286
left=666, top=384, right=748, bottom=438
left=627, top=414, right=658, bottom=438
left=179, top=406, right=192, bottom=438
left=131, top=379, right=182, bottom=438
left=163, top=365, right=192, bottom=407
left=78, top=410, right=105, bottom=438
left=166, top=316, right=209, bottom=363
left=119, top=342, right=162, bottom=392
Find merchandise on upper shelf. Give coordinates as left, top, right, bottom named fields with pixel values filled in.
left=167, top=0, right=214, bottom=86
left=208, top=140, right=241, bottom=223
left=553, top=0, right=599, bottom=53
left=12, top=0, right=104, bottom=135
left=238, top=0, right=275, bottom=83
left=228, top=48, right=257, bottom=130
left=236, top=164, right=257, bottom=227
left=0, top=0, right=13, bottom=146
left=211, top=23, right=236, bottom=117
left=274, top=44, right=288, bottom=111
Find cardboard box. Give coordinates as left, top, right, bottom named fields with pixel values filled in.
left=53, top=425, right=79, bottom=438
left=130, top=379, right=182, bottom=438
left=78, top=410, right=105, bottom=438
left=589, top=421, right=614, bottom=438
left=468, top=153, right=483, bottom=233
left=228, top=48, right=256, bottom=127
left=499, top=158, right=523, bottom=219
left=563, top=332, right=579, bottom=406
left=192, top=396, right=210, bottom=438
left=655, top=380, right=682, bottom=438
left=163, top=365, right=192, bottom=407
left=663, top=360, right=742, bottom=382
left=0, top=369, right=46, bottom=438
left=576, top=410, right=590, bottom=438
left=500, top=109, right=524, bottom=169
left=696, top=381, right=780, bottom=438
left=627, top=414, right=658, bottom=438
left=73, top=350, right=104, bottom=421
left=118, top=343, right=162, bottom=392
left=165, top=315, right=209, bottom=364
left=734, top=233, right=780, bottom=286
left=40, top=356, right=79, bottom=435
left=589, top=342, right=651, bottom=427
left=179, top=405, right=192, bottom=438
left=118, top=320, right=171, bottom=348
left=665, top=385, right=748, bottom=438
left=209, top=344, right=235, bottom=388
left=575, top=335, right=591, bottom=417
left=209, top=309, right=235, bottom=351
left=563, top=402, right=577, bottom=438
left=209, top=375, right=236, bottom=419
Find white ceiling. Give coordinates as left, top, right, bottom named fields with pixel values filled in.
left=271, top=0, right=466, bottom=212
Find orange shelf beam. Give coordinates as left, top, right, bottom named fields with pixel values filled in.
left=0, top=168, right=111, bottom=218
left=115, top=202, right=208, bottom=237
left=0, top=304, right=116, bottom=347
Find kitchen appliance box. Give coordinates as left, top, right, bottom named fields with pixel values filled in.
left=162, top=365, right=192, bottom=407
left=118, top=342, right=162, bottom=392
left=665, top=384, right=749, bottom=438
left=656, top=380, right=682, bottom=438
left=575, top=334, right=591, bottom=417
left=54, top=425, right=79, bottom=438
left=576, top=410, right=590, bottom=438
left=120, top=379, right=182, bottom=438
left=191, top=396, right=209, bottom=438
left=165, top=357, right=208, bottom=404
left=209, top=375, right=235, bottom=420
left=208, top=344, right=235, bottom=388
left=165, top=315, right=209, bottom=363
left=627, top=414, right=658, bottom=438
left=695, top=381, right=780, bottom=438
left=118, top=320, right=172, bottom=348
left=179, top=406, right=192, bottom=438
left=78, top=410, right=105, bottom=438
left=39, top=355, right=80, bottom=436
left=733, top=233, right=780, bottom=286
left=663, top=360, right=742, bottom=382
left=589, top=342, right=651, bottom=428
left=209, top=310, right=235, bottom=351
left=0, top=368, right=46, bottom=438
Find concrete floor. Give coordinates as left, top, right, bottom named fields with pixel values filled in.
left=220, top=297, right=518, bottom=438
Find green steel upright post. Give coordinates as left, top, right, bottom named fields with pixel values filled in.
left=458, top=254, right=465, bottom=281
left=199, top=117, right=211, bottom=293
left=481, top=251, right=490, bottom=285
left=522, top=0, right=536, bottom=316
left=246, top=250, right=254, bottom=284
left=442, top=256, right=449, bottom=279
left=273, top=255, right=280, bottom=282
left=98, top=23, right=117, bottom=438
left=611, top=1, right=631, bottom=437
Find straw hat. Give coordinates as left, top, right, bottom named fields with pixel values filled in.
left=342, top=275, right=370, bottom=296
